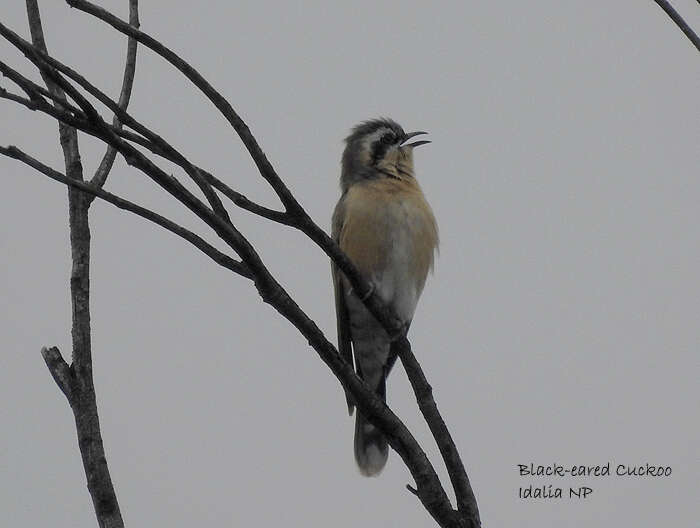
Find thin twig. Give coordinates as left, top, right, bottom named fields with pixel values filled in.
left=652, top=0, right=700, bottom=51
left=0, top=86, right=40, bottom=108
left=396, top=338, right=480, bottom=524
left=90, top=0, right=139, bottom=191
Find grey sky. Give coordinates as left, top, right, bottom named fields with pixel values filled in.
left=1, top=1, right=698, bottom=526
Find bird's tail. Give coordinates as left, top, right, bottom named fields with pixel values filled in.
left=353, top=372, right=389, bottom=476
left=354, top=411, right=388, bottom=476
left=346, top=306, right=393, bottom=476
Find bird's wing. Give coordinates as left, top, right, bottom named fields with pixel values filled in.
left=332, top=197, right=355, bottom=415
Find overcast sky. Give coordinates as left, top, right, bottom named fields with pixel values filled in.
left=1, top=1, right=698, bottom=527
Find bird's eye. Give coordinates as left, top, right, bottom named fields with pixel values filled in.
left=380, top=133, right=395, bottom=145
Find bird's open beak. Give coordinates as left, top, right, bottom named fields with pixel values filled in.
left=401, top=131, right=431, bottom=148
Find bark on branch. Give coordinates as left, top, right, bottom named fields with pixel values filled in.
left=20, top=1, right=140, bottom=527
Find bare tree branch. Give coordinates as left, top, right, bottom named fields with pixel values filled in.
left=0, top=64, right=113, bottom=140
left=98, top=124, right=293, bottom=224
left=90, top=0, right=139, bottom=192
left=24, top=2, right=130, bottom=526
left=396, top=338, right=480, bottom=522
left=652, top=0, right=700, bottom=51
left=25, top=3, right=82, bottom=179
left=0, top=144, right=251, bottom=278
left=0, top=85, right=41, bottom=107
left=41, top=346, right=74, bottom=403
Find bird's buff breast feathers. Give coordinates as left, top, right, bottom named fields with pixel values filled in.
left=337, top=179, right=438, bottom=320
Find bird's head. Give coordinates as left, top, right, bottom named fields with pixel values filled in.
left=340, top=118, right=430, bottom=191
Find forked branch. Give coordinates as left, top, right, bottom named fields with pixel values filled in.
left=19, top=1, right=141, bottom=527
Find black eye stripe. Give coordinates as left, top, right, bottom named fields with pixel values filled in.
left=381, top=132, right=395, bottom=144
left=371, top=140, right=390, bottom=165
left=371, top=129, right=403, bottom=165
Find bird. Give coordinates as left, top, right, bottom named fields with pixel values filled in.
left=332, top=118, right=439, bottom=476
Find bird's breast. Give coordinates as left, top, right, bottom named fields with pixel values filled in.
left=340, top=179, right=438, bottom=321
